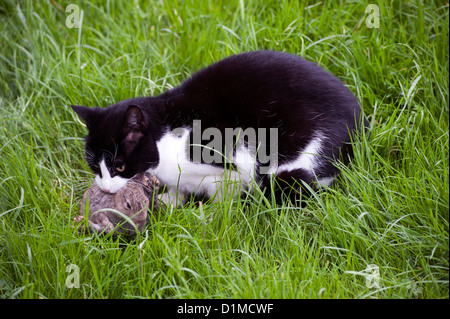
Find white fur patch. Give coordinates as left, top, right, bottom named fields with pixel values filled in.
left=276, top=133, right=324, bottom=175
left=149, top=129, right=255, bottom=202
left=95, top=159, right=128, bottom=193
left=317, top=176, right=335, bottom=187
left=234, top=143, right=257, bottom=186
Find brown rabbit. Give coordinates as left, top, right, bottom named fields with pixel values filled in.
left=75, top=172, right=160, bottom=236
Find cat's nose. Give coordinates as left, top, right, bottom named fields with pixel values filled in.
left=103, top=189, right=111, bottom=193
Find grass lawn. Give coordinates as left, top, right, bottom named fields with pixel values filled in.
left=0, top=0, right=448, bottom=299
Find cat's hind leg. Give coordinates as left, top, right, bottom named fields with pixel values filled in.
left=261, top=168, right=321, bottom=205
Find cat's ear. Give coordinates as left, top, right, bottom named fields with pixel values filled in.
left=123, top=105, right=146, bottom=155
left=71, top=105, right=102, bottom=130
left=124, top=105, right=145, bottom=131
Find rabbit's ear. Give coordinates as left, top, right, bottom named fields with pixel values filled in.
left=142, top=177, right=154, bottom=200
left=144, top=172, right=159, bottom=187
left=142, top=172, right=152, bottom=186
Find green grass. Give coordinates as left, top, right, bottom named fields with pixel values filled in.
left=0, top=0, right=448, bottom=299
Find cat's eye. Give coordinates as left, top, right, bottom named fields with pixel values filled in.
left=116, top=164, right=126, bottom=172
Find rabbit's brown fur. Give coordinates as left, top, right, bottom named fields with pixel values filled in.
left=75, top=172, right=160, bottom=236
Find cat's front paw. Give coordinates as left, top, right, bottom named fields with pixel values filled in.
left=158, top=191, right=185, bottom=208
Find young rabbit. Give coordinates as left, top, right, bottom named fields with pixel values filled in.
left=75, top=172, right=160, bottom=236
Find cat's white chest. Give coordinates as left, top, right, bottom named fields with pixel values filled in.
left=152, top=128, right=191, bottom=178
left=149, top=128, right=256, bottom=201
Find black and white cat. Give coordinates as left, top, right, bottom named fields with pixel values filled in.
left=72, top=50, right=364, bottom=205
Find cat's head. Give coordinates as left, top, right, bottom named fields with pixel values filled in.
left=72, top=102, right=159, bottom=193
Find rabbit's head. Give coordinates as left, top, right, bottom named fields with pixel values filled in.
left=77, top=172, right=159, bottom=236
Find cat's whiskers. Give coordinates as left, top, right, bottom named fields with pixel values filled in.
left=111, top=138, right=119, bottom=161
left=101, top=149, right=114, bottom=163
left=85, top=147, right=95, bottom=159
left=86, top=148, right=96, bottom=167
